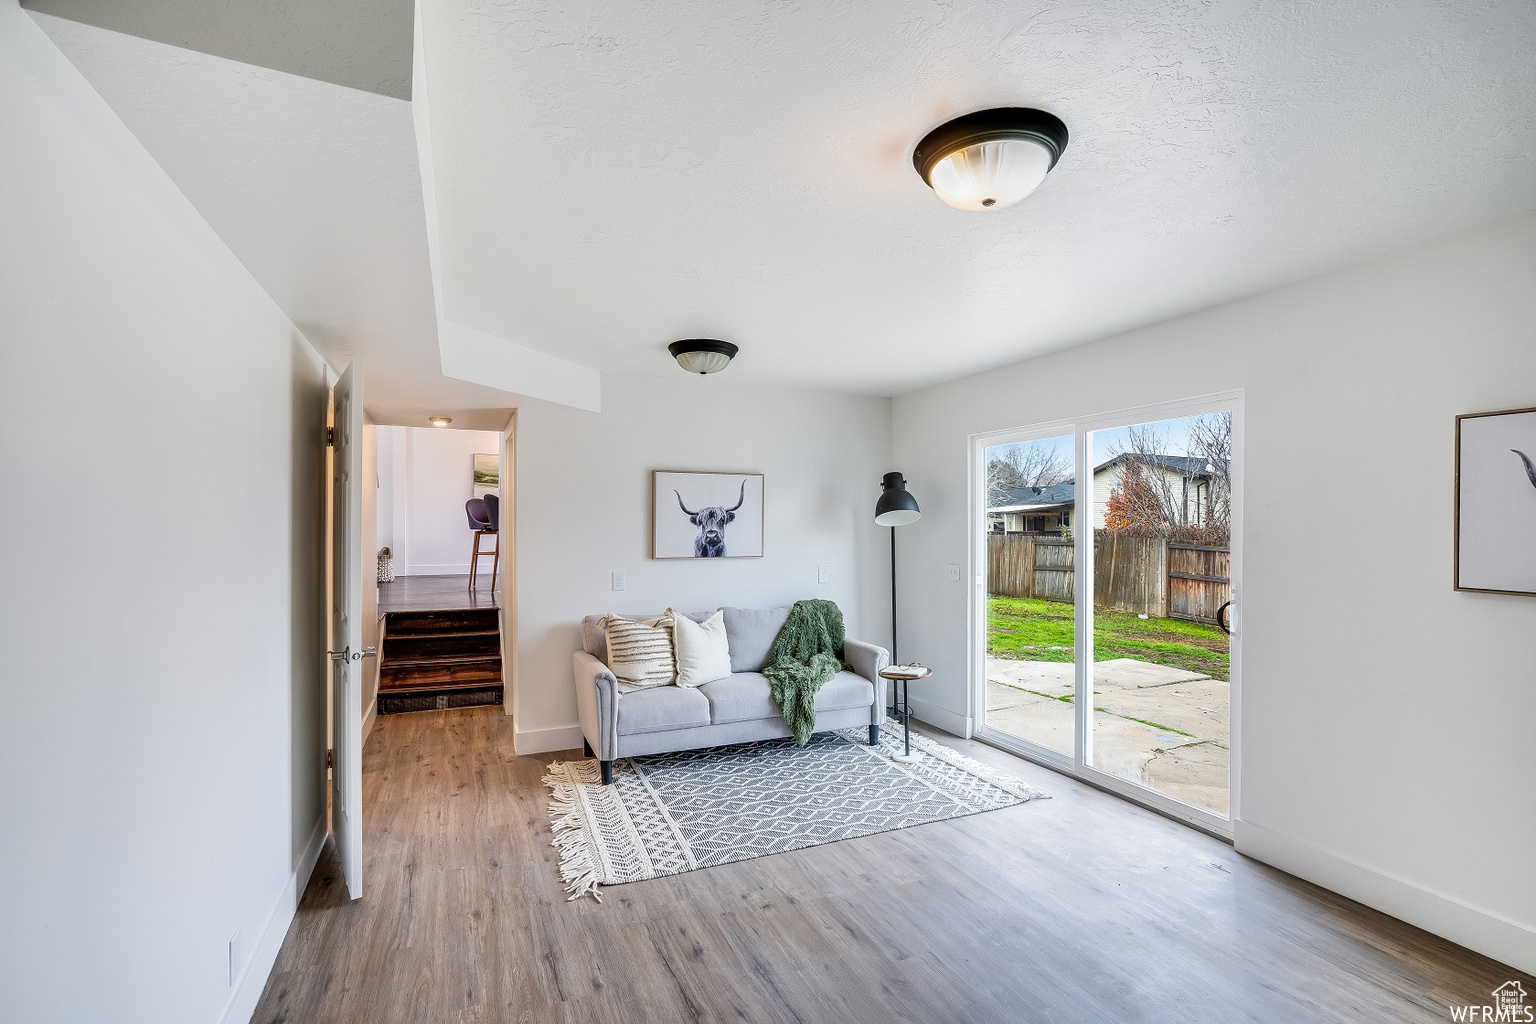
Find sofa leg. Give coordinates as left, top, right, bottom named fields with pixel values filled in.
left=583, top=738, right=593, bottom=758
left=600, top=760, right=613, bottom=786
left=869, top=723, right=879, bottom=746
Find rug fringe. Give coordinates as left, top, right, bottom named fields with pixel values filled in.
left=544, top=758, right=610, bottom=902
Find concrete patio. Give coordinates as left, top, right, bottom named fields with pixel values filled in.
left=985, top=656, right=1230, bottom=816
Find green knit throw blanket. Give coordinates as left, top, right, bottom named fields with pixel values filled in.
left=763, top=599, right=847, bottom=745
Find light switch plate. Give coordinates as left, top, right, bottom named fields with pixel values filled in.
left=818, top=565, right=831, bottom=584
left=947, top=564, right=961, bottom=582
left=612, top=572, right=626, bottom=591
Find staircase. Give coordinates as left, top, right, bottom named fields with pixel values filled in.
left=375, top=608, right=504, bottom=715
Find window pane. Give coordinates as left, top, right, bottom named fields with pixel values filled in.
left=983, top=434, right=1076, bottom=757
left=1088, top=413, right=1232, bottom=816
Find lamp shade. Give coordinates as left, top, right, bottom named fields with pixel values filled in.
left=875, top=472, right=921, bottom=527
left=668, top=339, right=738, bottom=374
left=913, top=108, right=1068, bottom=212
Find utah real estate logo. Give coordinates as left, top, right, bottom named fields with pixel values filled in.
left=1451, top=981, right=1532, bottom=1022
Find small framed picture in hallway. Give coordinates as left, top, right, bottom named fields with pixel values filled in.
left=653, top=471, right=765, bottom=559
left=1455, top=406, right=1536, bottom=595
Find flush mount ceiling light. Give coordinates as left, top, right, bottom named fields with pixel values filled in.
left=428, top=415, right=452, bottom=426
left=668, top=339, right=739, bottom=375
left=913, top=107, right=1069, bottom=211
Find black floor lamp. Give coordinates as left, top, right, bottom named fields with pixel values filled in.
left=874, top=472, right=921, bottom=674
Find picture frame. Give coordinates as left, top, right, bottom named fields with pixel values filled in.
left=652, top=470, right=765, bottom=560
left=472, top=453, right=499, bottom=498
left=1454, top=406, right=1536, bottom=596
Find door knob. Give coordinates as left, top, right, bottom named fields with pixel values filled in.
left=359, top=647, right=377, bottom=659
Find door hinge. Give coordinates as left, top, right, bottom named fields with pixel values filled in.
left=326, top=749, right=334, bottom=770
left=326, top=427, right=335, bottom=446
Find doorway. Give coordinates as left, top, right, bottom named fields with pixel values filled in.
left=371, top=422, right=512, bottom=718
left=973, top=394, right=1241, bottom=835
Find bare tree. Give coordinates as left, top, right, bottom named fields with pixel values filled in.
left=986, top=441, right=1071, bottom=503
left=1105, top=414, right=1231, bottom=544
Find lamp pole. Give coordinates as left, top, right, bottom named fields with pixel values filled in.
left=874, top=470, right=920, bottom=681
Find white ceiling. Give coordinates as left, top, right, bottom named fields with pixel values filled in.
left=30, top=9, right=585, bottom=429
left=420, top=0, right=1536, bottom=395
left=31, top=0, right=1536, bottom=409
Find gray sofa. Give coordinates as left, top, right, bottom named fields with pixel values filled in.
left=573, top=607, right=890, bottom=784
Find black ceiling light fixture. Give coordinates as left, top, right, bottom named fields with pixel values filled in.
left=913, top=107, right=1069, bottom=211
left=668, top=338, right=738, bottom=375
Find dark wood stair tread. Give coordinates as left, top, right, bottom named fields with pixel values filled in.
left=385, top=628, right=500, bottom=639
left=381, top=653, right=502, bottom=669
left=377, top=677, right=503, bottom=695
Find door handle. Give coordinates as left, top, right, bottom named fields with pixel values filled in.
left=1216, top=601, right=1232, bottom=635
left=329, top=647, right=378, bottom=662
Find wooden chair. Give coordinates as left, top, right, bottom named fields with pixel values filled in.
left=466, top=497, right=499, bottom=591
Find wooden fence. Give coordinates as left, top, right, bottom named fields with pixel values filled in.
left=1166, top=543, right=1231, bottom=624
left=987, top=533, right=1229, bottom=622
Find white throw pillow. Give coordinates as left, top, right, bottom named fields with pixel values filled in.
left=669, top=608, right=732, bottom=687
left=599, top=613, right=676, bottom=693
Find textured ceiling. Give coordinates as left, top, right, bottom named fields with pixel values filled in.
left=30, top=0, right=1536, bottom=407
left=420, top=0, right=1536, bottom=395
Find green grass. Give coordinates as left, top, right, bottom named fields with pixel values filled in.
left=987, top=596, right=1230, bottom=681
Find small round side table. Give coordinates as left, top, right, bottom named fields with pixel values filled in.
left=880, top=665, right=933, bottom=762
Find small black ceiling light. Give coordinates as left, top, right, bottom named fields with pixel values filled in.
left=668, top=339, right=738, bottom=375
left=913, top=107, right=1069, bottom=211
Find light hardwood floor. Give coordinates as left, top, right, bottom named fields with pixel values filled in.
left=253, top=707, right=1529, bottom=1023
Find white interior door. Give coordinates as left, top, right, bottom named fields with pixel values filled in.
left=330, top=360, right=366, bottom=899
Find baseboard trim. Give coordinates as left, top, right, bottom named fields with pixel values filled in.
left=400, top=563, right=473, bottom=576
left=906, top=695, right=972, bottom=739
left=515, top=722, right=584, bottom=755
left=220, top=816, right=326, bottom=1024
left=1235, top=819, right=1535, bottom=975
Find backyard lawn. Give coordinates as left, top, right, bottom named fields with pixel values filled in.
left=988, top=596, right=1230, bottom=680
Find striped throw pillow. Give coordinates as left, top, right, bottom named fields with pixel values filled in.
left=599, top=614, right=676, bottom=692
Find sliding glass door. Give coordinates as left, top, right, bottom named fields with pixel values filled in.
left=975, top=397, right=1239, bottom=833
left=981, top=432, right=1078, bottom=758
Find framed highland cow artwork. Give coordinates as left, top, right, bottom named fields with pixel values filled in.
left=1455, top=407, right=1536, bottom=596
left=653, top=471, right=765, bottom=559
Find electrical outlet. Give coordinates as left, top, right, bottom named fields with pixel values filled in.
left=947, top=563, right=960, bottom=582
left=611, top=572, right=626, bottom=592
left=818, top=565, right=830, bottom=584
left=228, top=931, right=241, bottom=987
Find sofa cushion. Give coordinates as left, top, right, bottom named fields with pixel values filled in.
left=700, top=671, right=874, bottom=725
left=582, top=610, right=713, bottom=662
left=616, top=685, right=711, bottom=736
left=721, top=606, right=790, bottom=673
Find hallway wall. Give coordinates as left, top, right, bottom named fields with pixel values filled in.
left=0, top=6, right=329, bottom=1022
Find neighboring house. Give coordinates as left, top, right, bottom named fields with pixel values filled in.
left=1089, top=454, right=1224, bottom=531
left=988, top=482, right=1076, bottom=534
left=988, top=456, right=1226, bottom=534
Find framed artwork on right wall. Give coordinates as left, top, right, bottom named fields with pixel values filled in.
left=1455, top=406, right=1536, bottom=596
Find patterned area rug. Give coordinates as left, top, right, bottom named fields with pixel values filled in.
left=544, top=721, right=1047, bottom=901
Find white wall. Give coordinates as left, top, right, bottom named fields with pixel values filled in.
left=513, top=373, right=893, bottom=753
left=891, top=213, right=1536, bottom=973
left=379, top=424, right=501, bottom=576
left=0, top=6, right=329, bottom=1022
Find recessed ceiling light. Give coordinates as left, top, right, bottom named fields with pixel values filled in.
left=668, top=339, right=739, bottom=375
left=429, top=415, right=452, bottom=426
left=913, top=107, right=1069, bottom=211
